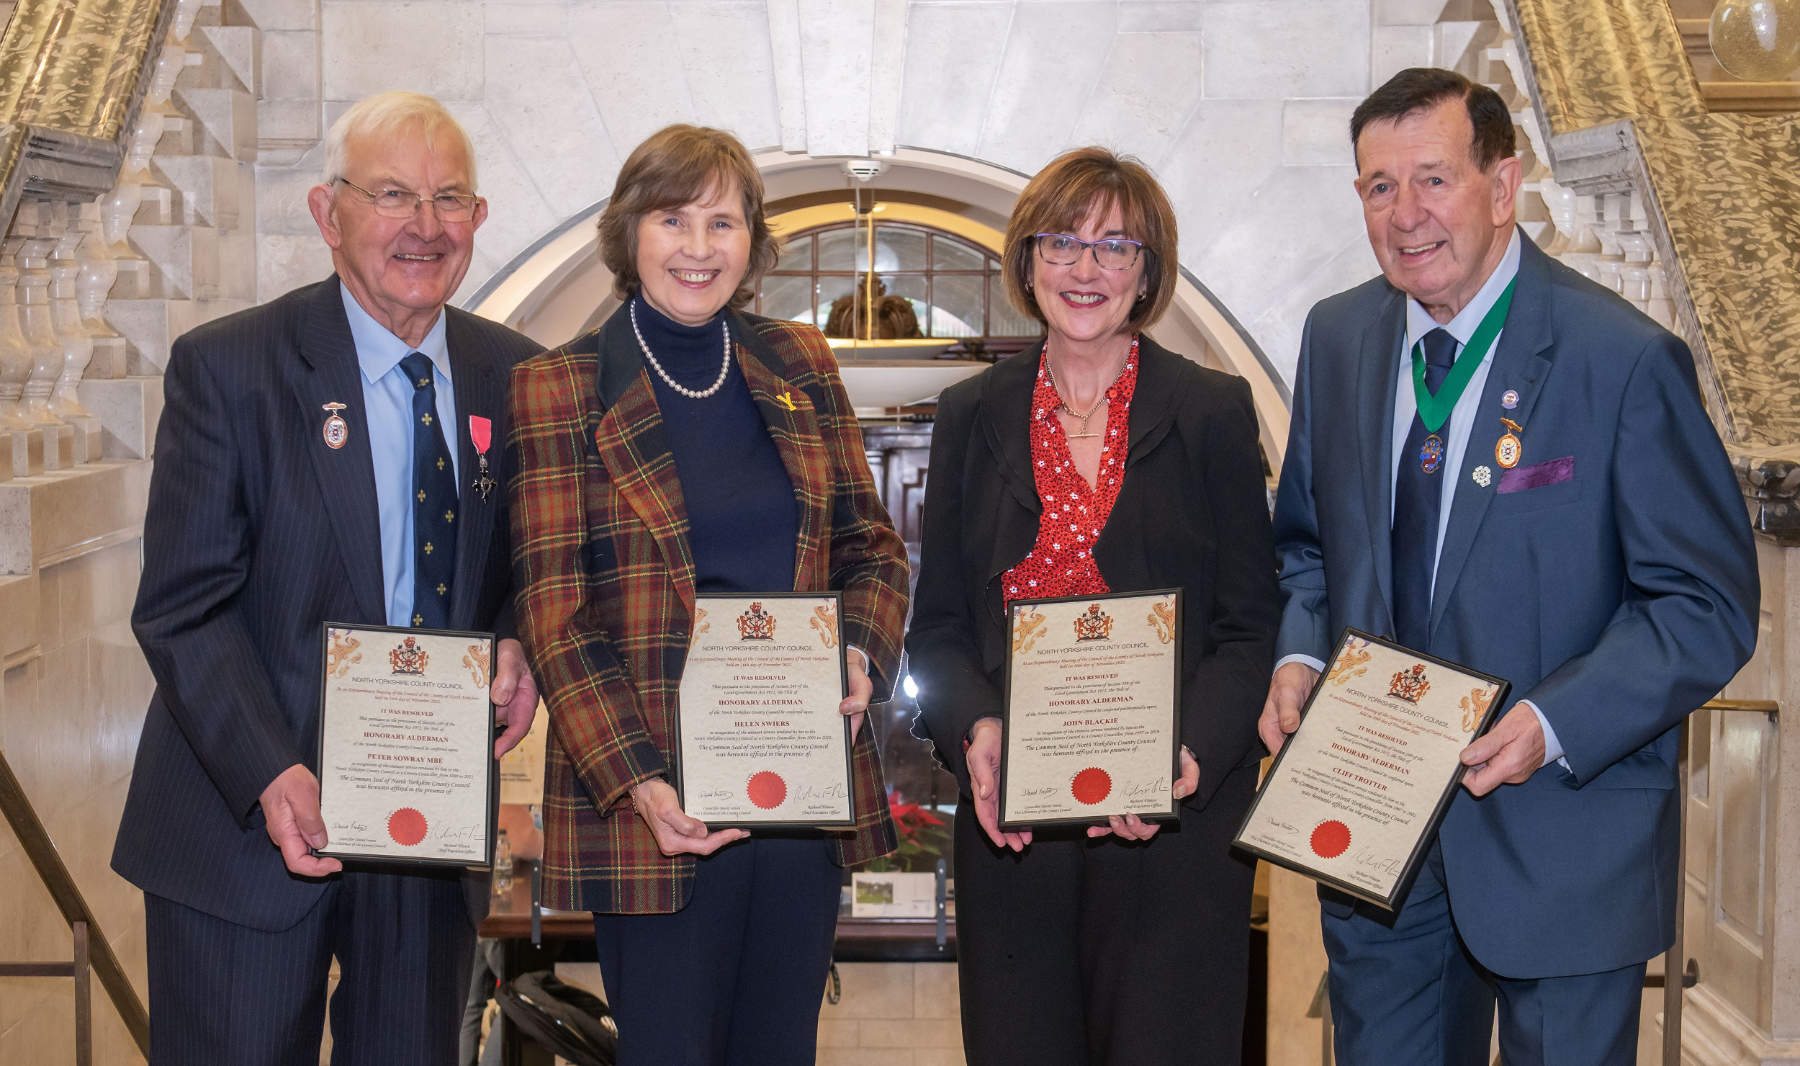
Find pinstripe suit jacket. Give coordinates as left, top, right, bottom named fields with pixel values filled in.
left=111, top=277, right=540, bottom=931
left=509, top=305, right=905, bottom=914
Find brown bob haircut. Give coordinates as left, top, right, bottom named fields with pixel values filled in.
left=1001, top=147, right=1178, bottom=335
left=597, top=124, right=780, bottom=307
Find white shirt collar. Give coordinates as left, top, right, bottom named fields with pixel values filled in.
left=1404, top=228, right=1523, bottom=353
left=340, top=282, right=450, bottom=385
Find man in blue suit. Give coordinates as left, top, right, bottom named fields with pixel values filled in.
left=111, top=92, right=540, bottom=1064
left=1260, top=68, right=1758, bottom=1064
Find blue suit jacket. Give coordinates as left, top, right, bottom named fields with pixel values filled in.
left=111, top=278, right=539, bottom=931
left=1272, top=235, right=1757, bottom=978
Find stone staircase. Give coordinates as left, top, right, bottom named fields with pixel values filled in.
left=0, top=4, right=260, bottom=1055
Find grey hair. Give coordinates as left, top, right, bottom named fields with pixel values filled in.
left=319, top=91, right=479, bottom=189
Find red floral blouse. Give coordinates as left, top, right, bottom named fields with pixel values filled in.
left=1002, top=338, right=1139, bottom=607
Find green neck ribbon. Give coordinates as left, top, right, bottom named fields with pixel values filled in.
left=1410, top=278, right=1516, bottom=434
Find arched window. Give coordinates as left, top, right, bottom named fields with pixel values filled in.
left=755, top=221, right=1040, bottom=352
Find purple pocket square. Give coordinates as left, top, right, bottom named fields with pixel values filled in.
left=1496, top=456, right=1574, bottom=494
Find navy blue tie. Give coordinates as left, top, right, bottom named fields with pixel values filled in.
left=402, top=352, right=456, bottom=628
left=1391, top=328, right=1458, bottom=652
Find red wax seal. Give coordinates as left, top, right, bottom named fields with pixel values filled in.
left=1310, top=819, right=1351, bottom=859
left=388, top=807, right=428, bottom=846
left=746, top=771, right=787, bottom=810
left=1070, top=767, right=1111, bottom=805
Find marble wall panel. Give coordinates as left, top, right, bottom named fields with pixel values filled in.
left=1244, top=229, right=1378, bottom=385
left=895, top=2, right=1014, bottom=158
left=1374, top=0, right=1451, bottom=25
left=442, top=102, right=562, bottom=286
left=668, top=1, right=782, bottom=149
left=228, top=0, right=320, bottom=32
left=257, top=162, right=324, bottom=238
left=1201, top=2, right=1370, bottom=100
left=481, top=34, right=620, bottom=219
left=484, top=2, right=565, bottom=35
left=977, top=1, right=1119, bottom=172
left=1117, top=2, right=1206, bottom=33
left=321, top=2, right=485, bottom=101
left=1068, top=31, right=1206, bottom=166
left=569, top=3, right=704, bottom=155
left=1371, top=24, right=1435, bottom=87
left=1158, top=98, right=1284, bottom=256
left=0, top=575, right=39, bottom=663
left=1281, top=98, right=1357, bottom=166
left=257, top=233, right=336, bottom=309
left=261, top=29, right=320, bottom=101
left=796, top=0, right=875, bottom=157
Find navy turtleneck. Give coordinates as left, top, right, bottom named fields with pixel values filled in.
left=633, top=297, right=799, bottom=594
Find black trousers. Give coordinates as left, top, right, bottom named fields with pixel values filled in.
left=591, top=835, right=841, bottom=1066
left=953, top=763, right=1258, bottom=1066
left=144, top=867, right=476, bottom=1066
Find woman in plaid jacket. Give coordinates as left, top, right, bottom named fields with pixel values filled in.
left=508, top=125, right=908, bottom=1065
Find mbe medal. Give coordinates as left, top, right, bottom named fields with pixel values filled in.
left=468, top=415, right=497, bottom=501
left=321, top=403, right=349, bottom=450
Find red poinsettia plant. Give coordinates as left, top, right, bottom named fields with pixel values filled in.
left=865, top=793, right=952, bottom=873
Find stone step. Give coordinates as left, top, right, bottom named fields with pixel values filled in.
left=0, top=459, right=152, bottom=575
left=77, top=376, right=164, bottom=461
left=195, top=24, right=259, bottom=95
left=107, top=296, right=201, bottom=374
left=172, top=86, right=257, bottom=163
left=151, top=155, right=252, bottom=229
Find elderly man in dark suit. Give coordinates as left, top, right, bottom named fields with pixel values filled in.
left=111, top=91, right=540, bottom=1065
left=1260, top=68, right=1758, bottom=1064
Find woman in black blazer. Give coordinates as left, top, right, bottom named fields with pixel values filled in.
left=908, top=147, right=1279, bottom=1066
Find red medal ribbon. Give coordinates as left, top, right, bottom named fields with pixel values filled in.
left=468, top=415, right=492, bottom=455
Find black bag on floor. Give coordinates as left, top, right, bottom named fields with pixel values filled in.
left=494, top=970, right=619, bottom=1066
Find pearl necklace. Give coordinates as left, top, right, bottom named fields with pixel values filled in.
left=630, top=299, right=732, bottom=399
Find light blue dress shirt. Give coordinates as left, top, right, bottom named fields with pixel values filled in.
left=1279, top=231, right=1568, bottom=769
left=341, top=284, right=458, bottom=630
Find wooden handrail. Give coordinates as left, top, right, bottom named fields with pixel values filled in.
left=0, top=748, right=150, bottom=1056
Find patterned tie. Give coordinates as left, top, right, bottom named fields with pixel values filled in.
left=402, top=352, right=456, bottom=628
left=1391, top=328, right=1458, bottom=652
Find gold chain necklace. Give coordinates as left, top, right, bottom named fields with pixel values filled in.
left=1043, top=345, right=1127, bottom=440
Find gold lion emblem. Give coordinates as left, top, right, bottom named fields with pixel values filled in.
left=810, top=604, right=839, bottom=649
left=462, top=643, right=491, bottom=688
left=1146, top=599, right=1176, bottom=645
left=1328, top=639, right=1371, bottom=686
left=1459, top=686, right=1494, bottom=733
left=326, top=629, right=362, bottom=678
left=1012, top=607, right=1046, bottom=655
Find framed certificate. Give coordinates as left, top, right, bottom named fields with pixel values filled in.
left=1233, top=629, right=1510, bottom=911
left=314, top=623, right=497, bottom=868
left=675, top=593, right=854, bottom=828
left=999, top=590, right=1183, bottom=829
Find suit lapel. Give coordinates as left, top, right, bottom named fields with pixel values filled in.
left=293, top=279, right=387, bottom=623
left=1356, top=289, right=1407, bottom=630
left=1125, top=336, right=1183, bottom=466
left=591, top=310, right=698, bottom=616
left=445, top=309, right=504, bottom=628
left=731, top=314, right=825, bottom=591
left=979, top=346, right=1042, bottom=518
left=1429, top=236, right=1556, bottom=637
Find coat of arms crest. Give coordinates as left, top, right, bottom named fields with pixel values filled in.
left=1073, top=603, right=1114, bottom=642
left=737, top=602, right=777, bottom=640
left=1388, top=663, right=1430, bottom=703
left=390, top=636, right=429, bottom=675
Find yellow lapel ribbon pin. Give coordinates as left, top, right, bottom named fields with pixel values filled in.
left=777, top=391, right=798, bottom=412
